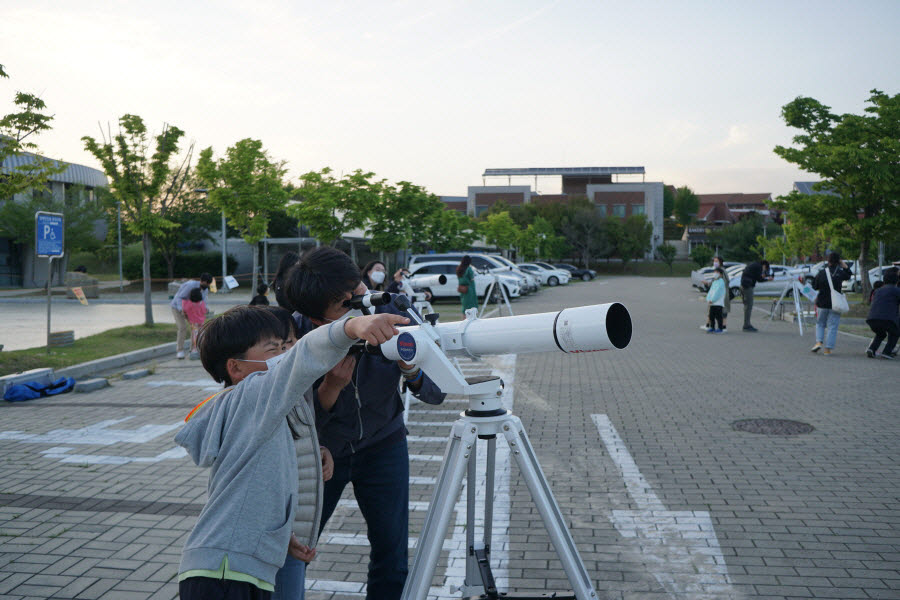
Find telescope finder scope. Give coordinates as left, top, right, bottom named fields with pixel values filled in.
left=344, top=291, right=392, bottom=310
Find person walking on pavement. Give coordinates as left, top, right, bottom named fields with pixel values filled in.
left=740, top=260, right=772, bottom=331
left=170, top=273, right=212, bottom=359
left=810, top=252, right=852, bottom=355
left=456, top=255, right=478, bottom=314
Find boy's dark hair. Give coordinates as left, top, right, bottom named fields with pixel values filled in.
left=198, top=305, right=285, bottom=386
left=284, top=247, right=360, bottom=320
left=273, top=251, right=301, bottom=309
left=199, top=272, right=213, bottom=284
left=257, top=282, right=268, bottom=295
left=266, top=306, right=302, bottom=340
left=884, top=270, right=898, bottom=285
left=189, top=287, right=203, bottom=303
left=714, top=267, right=724, bottom=275
left=761, top=260, right=770, bottom=268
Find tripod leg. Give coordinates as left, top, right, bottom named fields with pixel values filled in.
left=479, top=280, right=495, bottom=318
left=501, top=416, right=598, bottom=600
left=464, top=437, right=479, bottom=592
left=402, top=421, right=478, bottom=600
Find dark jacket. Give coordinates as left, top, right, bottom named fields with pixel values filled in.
left=812, top=265, right=852, bottom=309
left=294, top=296, right=445, bottom=460
left=740, top=262, right=767, bottom=288
left=867, top=284, right=900, bottom=323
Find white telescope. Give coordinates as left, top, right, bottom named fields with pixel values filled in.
left=381, top=302, right=631, bottom=396
left=404, top=273, right=446, bottom=290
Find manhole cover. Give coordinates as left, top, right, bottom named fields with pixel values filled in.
left=732, top=419, right=814, bottom=435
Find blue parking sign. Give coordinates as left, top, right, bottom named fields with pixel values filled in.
left=35, top=212, right=65, bottom=257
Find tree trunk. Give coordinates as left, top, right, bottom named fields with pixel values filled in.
left=859, top=237, right=871, bottom=303
left=251, top=244, right=260, bottom=297
left=165, top=253, right=175, bottom=280
left=142, top=232, right=154, bottom=326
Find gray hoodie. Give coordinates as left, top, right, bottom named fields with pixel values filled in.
left=175, top=321, right=355, bottom=586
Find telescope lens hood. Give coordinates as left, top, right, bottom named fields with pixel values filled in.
left=605, top=302, right=632, bottom=349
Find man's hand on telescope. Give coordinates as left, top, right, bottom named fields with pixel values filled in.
left=318, top=355, right=357, bottom=412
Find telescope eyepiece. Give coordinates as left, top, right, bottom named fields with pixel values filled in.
left=344, top=292, right=392, bottom=310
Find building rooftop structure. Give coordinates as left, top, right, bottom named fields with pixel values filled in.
left=1, top=151, right=108, bottom=189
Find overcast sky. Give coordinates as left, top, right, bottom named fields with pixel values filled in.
left=3, top=0, right=898, bottom=198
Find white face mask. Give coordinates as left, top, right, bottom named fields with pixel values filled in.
left=370, top=270, right=386, bottom=285
left=236, top=352, right=287, bottom=371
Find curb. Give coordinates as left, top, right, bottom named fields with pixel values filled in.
left=55, top=342, right=184, bottom=380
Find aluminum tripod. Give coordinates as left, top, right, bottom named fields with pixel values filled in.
left=401, top=377, right=598, bottom=600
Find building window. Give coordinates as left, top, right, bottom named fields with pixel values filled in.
left=595, top=204, right=607, bottom=216
left=631, top=204, right=645, bottom=216
left=611, top=205, right=626, bottom=218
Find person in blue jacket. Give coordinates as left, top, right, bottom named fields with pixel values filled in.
left=281, top=247, right=446, bottom=600
left=866, top=268, right=900, bottom=359
left=705, top=267, right=726, bottom=333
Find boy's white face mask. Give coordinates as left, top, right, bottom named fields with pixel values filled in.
left=236, top=352, right=287, bottom=370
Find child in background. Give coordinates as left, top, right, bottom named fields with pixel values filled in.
left=182, top=287, right=207, bottom=360
left=250, top=283, right=271, bottom=306
left=705, top=267, right=726, bottom=333
left=176, top=305, right=408, bottom=600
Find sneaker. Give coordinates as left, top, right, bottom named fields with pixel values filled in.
left=189, top=351, right=200, bottom=360
left=713, top=329, right=724, bottom=334
left=706, top=328, right=715, bottom=333
left=880, top=353, right=894, bottom=360
left=176, top=351, right=185, bottom=359
left=701, top=324, right=711, bottom=331
left=866, top=349, right=876, bottom=358
left=743, top=325, right=757, bottom=332
left=720, top=327, right=727, bottom=333
left=811, top=342, right=823, bottom=353
left=823, top=348, right=832, bottom=356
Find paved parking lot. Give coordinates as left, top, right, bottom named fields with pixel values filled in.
left=1, top=277, right=897, bottom=599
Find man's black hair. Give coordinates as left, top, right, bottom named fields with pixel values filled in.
left=761, top=260, right=770, bottom=268
left=198, top=305, right=284, bottom=387
left=266, top=305, right=302, bottom=340
left=188, top=287, right=203, bottom=303
left=199, top=272, right=213, bottom=284
left=257, top=282, right=269, bottom=295
left=284, top=247, right=361, bottom=320
left=273, top=251, right=301, bottom=309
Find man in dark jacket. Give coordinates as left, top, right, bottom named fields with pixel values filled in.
left=283, top=247, right=445, bottom=600
left=866, top=268, right=900, bottom=359
left=740, top=260, right=772, bottom=331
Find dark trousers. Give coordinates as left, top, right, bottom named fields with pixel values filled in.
left=708, top=305, right=723, bottom=330
left=742, top=285, right=754, bottom=327
left=180, top=577, right=270, bottom=600
left=320, top=439, right=409, bottom=600
left=867, top=319, right=900, bottom=354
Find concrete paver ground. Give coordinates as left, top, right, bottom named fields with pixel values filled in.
left=0, top=277, right=897, bottom=599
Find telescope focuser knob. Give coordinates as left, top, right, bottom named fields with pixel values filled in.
left=424, top=314, right=439, bottom=326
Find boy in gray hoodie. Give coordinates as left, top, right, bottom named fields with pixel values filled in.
left=175, top=305, right=408, bottom=599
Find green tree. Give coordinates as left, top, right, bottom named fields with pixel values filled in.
left=673, top=186, right=699, bottom=227
left=480, top=211, right=520, bottom=255
left=288, top=168, right=378, bottom=246
left=562, top=206, right=605, bottom=267
left=154, top=173, right=222, bottom=279
left=707, top=214, right=776, bottom=262
left=421, top=209, right=478, bottom=253
left=0, top=64, right=66, bottom=203
left=655, top=243, right=677, bottom=273
left=618, top=214, right=653, bottom=271
left=691, top=244, right=714, bottom=267
left=773, top=89, right=900, bottom=300
left=368, top=181, right=442, bottom=265
left=754, top=219, right=827, bottom=265
left=83, top=115, right=186, bottom=324
left=196, top=139, right=288, bottom=292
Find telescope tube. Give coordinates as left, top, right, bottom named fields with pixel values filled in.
left=444, top=302, right=630, bottom=356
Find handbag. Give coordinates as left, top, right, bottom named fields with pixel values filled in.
left=824, top=266, right=850, bottom=314
left=457, top=284, right=468, bottom=294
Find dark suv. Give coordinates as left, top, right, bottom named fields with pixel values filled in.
left=554, top=263, right=596, bottom=281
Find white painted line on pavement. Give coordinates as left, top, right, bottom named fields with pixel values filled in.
left=591, top=414, right=734, bottom=596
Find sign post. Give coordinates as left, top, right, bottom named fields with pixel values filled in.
left=35, top=212, right=65, bottom=352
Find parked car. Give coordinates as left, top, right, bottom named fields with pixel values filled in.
left=532, top=262, right=573, bottom=285
left=727, top=263, right=797, bottom=298
left=516, top=263, right=570, bottom=286
left=691, top=262, right=744, bottom=292
left=554, top=263, right=596, bottom=281
left=843, top=264, right=896, bottom=293
left=489, top=254, right=542, bottom=292
left=408, top=253, right=534, bottom=294
left=407, top=261, right=521, bottom=300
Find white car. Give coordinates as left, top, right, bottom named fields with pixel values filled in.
left=728, top=263, right=798, bottom=298
left=691, top=262, right=744, bottom=292
left=842, top=264, right=896, bottom=293
left=487, top=254, right=542, bottom=292
left=408, top=253, right=534, bottom=295
left=407, top=261, right=521, bottom=300
left=516, top=263, right=570, bottom=286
